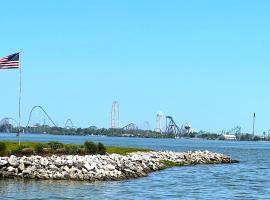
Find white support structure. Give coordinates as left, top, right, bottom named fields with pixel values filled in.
left=111, top=101, right=119, bottom=129
left=155, top=111, right=163, bottom=133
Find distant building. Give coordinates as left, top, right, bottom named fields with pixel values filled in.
left=221, top=134, right=237, bottom=140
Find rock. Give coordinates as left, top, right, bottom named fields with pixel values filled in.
left=48, top=165, right=58, bottom=171
left=54, top=157, right=62, bottom=167
left=53, top=172, right=64, bottom=180
left=8, top=156, right=19, bottom=167
left=40, top=158, right=49, bottom=166
left=18, top=163, right=25, bottom=171
left=0, top=158, right=8, bottom=166
left=0, top=150, right=238, bottom=181
left=56, top=148, right=66, bottom=154
left=42, top=148, right=52, bottom=154
left=66, top=159, right=73, bottom=167
left=77, top=171, right=84, bottom=180
left=82, top=168, right=88, bottom=174
left=7, top=166, right=16, bottom=173
left=62, top=166, right=70, bottom=172
left=21, top=148, right=34, bottom=155
left=20, top=157, right=32, bottom=166
left=22, top=169, right=31, bottom=175
left=84, top=163, right=95, bottom=171
left=70, top=172, right=77, bottom=179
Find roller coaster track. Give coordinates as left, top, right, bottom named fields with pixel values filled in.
left=227, top=126, right=241, bottom=134
left=123, top=123, right=138, bottom=131
left=26, top=106, right=57, bottom=127
left=165, top=116, right=181, bottom=136
left=0, top=117, right=19, bottom=127
left=140, top=121, right=151, bottom=131
left=65, top=118, right=74, bottom=129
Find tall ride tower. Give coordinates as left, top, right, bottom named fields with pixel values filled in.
left=253, top=113, right=256, bottom=136
left=155, top=111, right=163, bottom=133
left=111, top=101, right=119, bottom=129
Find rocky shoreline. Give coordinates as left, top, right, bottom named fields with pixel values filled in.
left=0, top=151, right=238, bottom=181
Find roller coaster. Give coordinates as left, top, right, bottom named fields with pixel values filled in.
left=0, top=117, right=19, bottom=132
left=123, top=123, right=138, bottom=131
left=1, top=106, right=76, bottom=132
left=26, top=106, right=57, bottom=127
left=164, top=116, right=194, bottom=137
left=26, top=106, right=75, bottom=129
left=227, top=126, right=241, bottom=135
left=123, top=121, right=152, bottom=131
left=165, top=116, right=181, bottom=136
left=140, top=121, right=151, bottom=131
left=65, top=118, right=75, bottom=129
left=221, top=126, right=242, bottom=135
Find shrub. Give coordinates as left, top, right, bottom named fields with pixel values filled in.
left=56, top=148, right=67, bottom=154
left=97, top=142, right=106, bottom=155
left=0, top=142, right=7, bottom=156
left=84, top=141, right=97, bottom=154
left=48, top=141, right=64, bottom=150
left=253, top=136, right=261, bottom=141
left=66, top=145, right=79, bottom=155
left=35, top=143, right=47, bottom=153
left=42, top=148, right=52, bottom=154
left=0, top=142, right=7, bottom=153
left=21, top=148, right=34, bottom=155
left=11, top=145, right=30, bottom=155
left=78, top=148, right=86, bottom=154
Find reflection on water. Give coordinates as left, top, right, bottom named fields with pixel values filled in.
left=0, top=133, right=270, bottom=199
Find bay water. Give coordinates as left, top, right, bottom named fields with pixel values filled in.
left=0, top=133, right=269, bottom=200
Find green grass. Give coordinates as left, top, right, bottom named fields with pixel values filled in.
left=106, top=146, right=151, bottom=155
left=159, top=160, right=184, bottom=167
left=2, top=141, right=40, bottom=153
left=0, top=141, right=151, bottom=156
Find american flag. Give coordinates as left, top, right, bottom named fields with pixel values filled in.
left=0, top=53, right=20, bottom=69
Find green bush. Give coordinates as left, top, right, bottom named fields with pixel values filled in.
left=21, top=148, right=34, bottom=155
left=56, top=148, right=67, bottom=154
left=34, top=143, right=47, bottom=153
left=42, top=148, right=52, bottom=154
left=48, top=141, right=64, bottom=150
left=84, top=141, right=97, bottom=154
left=253, top=136, right=261, bottom=141
left=78, top=148, right=86, bottom=154
left=0, top=142, right=7, bottom=156
left=97, top=142, right=106, bottom=155
left=0, top=142, right=7, bottom=152
left=66, top=145, right=79, bottom=154
left=11, top=145, right=30, bottom=155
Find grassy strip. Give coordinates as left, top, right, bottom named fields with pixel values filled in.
left=0, top=141, right=151, bottom=156
left=106, top=146, right=151, bottom=155
left=1, top=141, right=38, bottom=153
left=159, top=160, right=185, bottom=167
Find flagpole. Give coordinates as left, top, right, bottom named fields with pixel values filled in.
left=18, top=50, right=22, bottom=145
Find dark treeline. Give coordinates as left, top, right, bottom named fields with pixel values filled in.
left=0, top=124, right=266, bottom=141
left=1, top=125, right=175, bottom=138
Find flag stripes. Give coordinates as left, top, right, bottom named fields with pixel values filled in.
left=0, top=53, right=20, bottom=69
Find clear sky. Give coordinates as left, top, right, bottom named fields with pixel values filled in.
left=0, top=0, right=270, bottom=134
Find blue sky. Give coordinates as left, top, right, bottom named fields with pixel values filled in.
left=0, top=0, right=270, bottom=134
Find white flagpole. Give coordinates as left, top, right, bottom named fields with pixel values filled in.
left=18, top=50, right=22, bottom=145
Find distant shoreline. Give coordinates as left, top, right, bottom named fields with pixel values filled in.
left=0, top=132, right=264, bottom=142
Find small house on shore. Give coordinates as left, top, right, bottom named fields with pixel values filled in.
left=220, top=134, right=237, bottom=140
